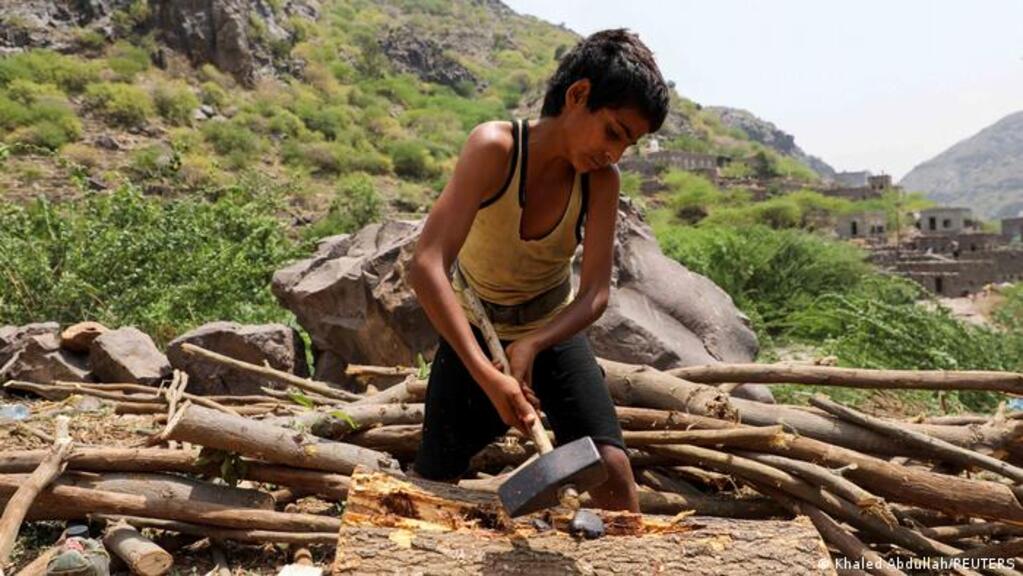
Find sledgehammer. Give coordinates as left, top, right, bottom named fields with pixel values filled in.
left=455, top=268, right=608, bottom=520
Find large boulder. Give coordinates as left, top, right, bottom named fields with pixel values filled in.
left=273, top=202, right=760, bottom=381
left=582, top=199, right=759, bottom=367
left=0, top=332, right=91, bottom=384
left=0, top=322, right=60, bottom=367
left=166, top=322, right=309, bottom=395
left=89, top=327, right=171, bottom=385
left=272, top=219, right=434, bottom=376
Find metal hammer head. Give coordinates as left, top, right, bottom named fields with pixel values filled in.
left=498, top=436, right=608, bottom=517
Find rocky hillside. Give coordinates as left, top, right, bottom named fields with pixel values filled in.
left=900, top=110, right=1023, bottom=218
left=706, top=106, right=836, bottom=180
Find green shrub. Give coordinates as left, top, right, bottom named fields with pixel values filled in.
left=389, top=140, right=437, bottom=180
left=152, top=81, right=199, bottom=126
left=130, top=144, right=179, bottom=178
left=0, top=93, right=81, bottom=150
left=5, top=79, right=64, bottom=104
left=105, top=41, right=151, bottom=80
left=201, top=119, right=267, bottom=167
left=302, top=172, right=382, bottom=239
left=199, top=81, right=228, bottom=108
left=83, top=82, right=153, bottom=128
left=0, top=178, right=300, bottom=345
left=282, top=140, right=391, bottom=176
left=0, top=50, right=99, bottom=94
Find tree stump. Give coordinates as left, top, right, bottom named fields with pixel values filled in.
left=332, top=467, right=835, bottom=575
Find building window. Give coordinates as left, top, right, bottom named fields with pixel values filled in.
left=935, top=277, right=943, bottom=294
left=851, top=221, right=858, bottom=236
left=943, top=219, right=952, bottom=228
left=929, top=217, right=936, bottom=231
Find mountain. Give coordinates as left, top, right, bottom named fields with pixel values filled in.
left=900, top=111, right=1023, bottom=218
left=705, top=106, right=837, bottom=180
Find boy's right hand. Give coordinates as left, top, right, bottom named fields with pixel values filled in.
left=479, top=367, right=536, bottom=435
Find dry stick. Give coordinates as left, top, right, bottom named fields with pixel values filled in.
left=92, top=515, right=337, bottom=545
left=345, top=364, right=418, bottom=378
left=810, top=394, right=1023, bottom=485
left=735, top=450, right=897, bottom=528
left=758, top=484, right=907, bottom=576
left=669, top=362, right=1023, bottom=395
left=0, top=477, right=341, bottom=533
left=260, top=386, right=344, bottom=407
left=209, top=541, right=231, bottom=576
left=165, top=371, right=185, bottom=422
left=346, top=374, right=419, bottom=406
left=921, top=523, right=1023, bottom=542
left=0, top=449, right=352, bottom=501
left=13, top=422, right=54, bottom=444
left=4, top=380, right=159, bottom=403
left=165, top=404, right=401, bottom=475
left=622, top=425, right=783, bottom=446
left=0, top=416, right=72, bottom=563
left=955, top=538, right=1023, bottom=560
left=644, top=443, right=966, bottom=560
left=179, top=343, right=361, bottom=402
left=103, top=520, right=174, bottom=576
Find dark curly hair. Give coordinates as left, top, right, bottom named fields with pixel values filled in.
left=541, top=29, right=670, bottom=132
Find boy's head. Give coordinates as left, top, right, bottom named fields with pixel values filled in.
left=541, top=29, right=670, bottom=172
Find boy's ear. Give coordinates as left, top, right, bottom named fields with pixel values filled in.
left=565, top=79, right=591, bottom=110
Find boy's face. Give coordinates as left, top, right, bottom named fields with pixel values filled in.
left=562, top=79, right=651, bottom=173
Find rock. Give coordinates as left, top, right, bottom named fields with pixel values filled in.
left=199, top=104, right=216, bottom=117
left=89, top=327, right=170, bottom=385
left=60, top=321, right=109, bottom=353
left=1, top=322, right=60, bottom=366
left=94, top=134, right=121, bottom=151
left=166, top=322, right=309, bottom=395
left=272, top=220, right=433, bottom=370
left=0, top=334, right=92, bottom=384
left=380, top=27, right=480, bottom=92
left=581, top=198, right=759, bottom=368
left=192, top=108, right=208, bottom=122
left=272, top=203, right=760, bottom=380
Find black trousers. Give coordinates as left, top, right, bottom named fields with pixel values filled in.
left=413, top=325, right=625, bottom=480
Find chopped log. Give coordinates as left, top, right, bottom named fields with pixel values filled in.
left=622, top=425, right=784, bottom=446
left=645, top=444, right=964, bottom=560
left=669, top=362, right=1023, bottom=395
left=165, top=404, right=401, bottom=475
left=0, top=477, right=340, bottom=532
left=0, top=448, right=352, bottom=501
left=920, top=523, right=1023, bottom=542
left=735, top=451, right=897, bottom=527
left=333, top=467, right=834, bottom=575
left=55, top=471, right=275, bottom=510
left=344, top=364, right=417, bottom=379
left=735, top=433, right=1023, bottom=524
left=346, top=375, right=420, bottom=406
left=0, top=416, right=71, bottom=563
left=103, top=520, right=173, bottom=576
left=263, top=403, right=425, bottom=440
left=261, top=386, right=344, bottom=407
left=616, top=406, right=737, bottom=431
left=178, top=343, right=361, bottom=402
left=603, top=360, right=1023, bottom=458
left=114, top=402, right=278, bottom=416
left=94, top=515, right=337, bottom=545
left=810, top=394, right=1023, bottom=484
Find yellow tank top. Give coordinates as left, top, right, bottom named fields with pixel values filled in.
left=454, top=119, right=589, bottom=340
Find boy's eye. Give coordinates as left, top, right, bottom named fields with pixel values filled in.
left=606, top=126, right=620, bottom=141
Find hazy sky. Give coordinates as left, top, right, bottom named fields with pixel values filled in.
left=504, top=0, right=1023, bottom=179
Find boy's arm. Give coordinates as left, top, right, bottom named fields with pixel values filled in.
left=504, top=166, right=620, bottom=387
left=408, top=122, right=537, bottom=433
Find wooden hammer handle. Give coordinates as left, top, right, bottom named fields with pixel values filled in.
left=455, top=267, right=552, bottom=455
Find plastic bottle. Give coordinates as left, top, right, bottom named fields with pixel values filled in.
left=0, top=403, right=30, bottom=422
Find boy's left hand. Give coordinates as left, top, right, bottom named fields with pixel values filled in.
left=493, top=338, right=540, bottom=410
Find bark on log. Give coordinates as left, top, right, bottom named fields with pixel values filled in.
left=735, top=433, right=1023, bottom=524
left=55, top=472, right=275, bottom=510
left=178, top=343, right=361, bottom=401
left=165, top=404, right=401, bottom=475
left=94, top=515, right=337, bottom=545
left=603, top=360, right=1023, bottom=458
left=669, top=363, right=1023, bottom=395
left=809, top=394, right=1023, bottom=483
left=103, top=521, right=173, bottom=576
left=0, top=477, right=340, bottom=532
left=333, top=468, right=834, bottom=575
left=0, top=416, right=70, bottom=563
left=263, top=403, right=425, bottom=440
left=0, top=448, right=352, bottom=501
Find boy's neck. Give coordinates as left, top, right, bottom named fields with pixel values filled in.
left=526, top=116, right=575, bottom=176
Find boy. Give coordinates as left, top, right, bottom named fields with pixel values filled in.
left=408, top=29, right=669, bottom=511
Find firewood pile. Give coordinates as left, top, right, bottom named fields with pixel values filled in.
left=2, top=344, right=1023, bottom=575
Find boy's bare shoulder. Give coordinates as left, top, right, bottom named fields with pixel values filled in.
left=463, top=120, right=515, bottom=158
